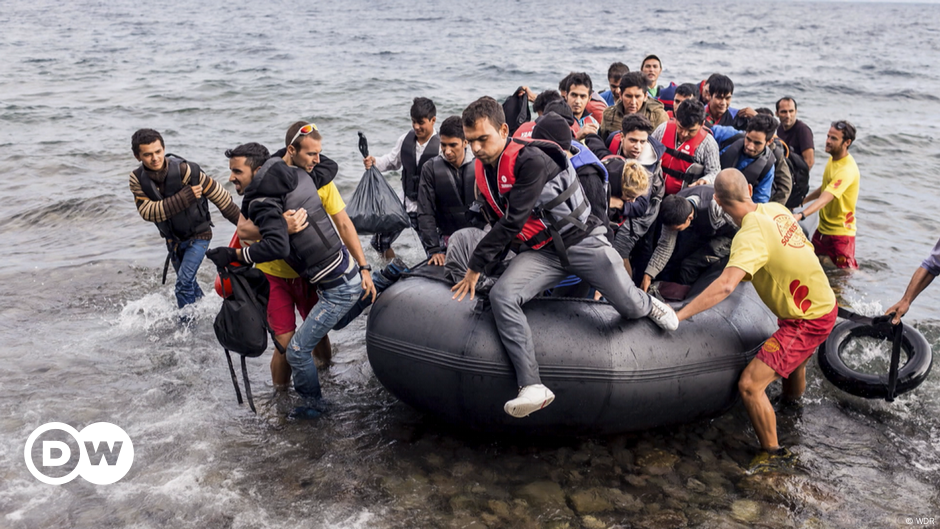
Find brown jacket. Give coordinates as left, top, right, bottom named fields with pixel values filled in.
left=599, top=97, right=668, bottom=142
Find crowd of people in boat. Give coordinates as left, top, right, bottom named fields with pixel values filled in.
left=127, top=54, right=939, bottom=468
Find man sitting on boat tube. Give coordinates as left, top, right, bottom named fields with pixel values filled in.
left=676, top=168, right=837, bottom=470
left=451, top=96, right=679, bottom=419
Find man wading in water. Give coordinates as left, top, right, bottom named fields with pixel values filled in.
left=452, top=96, right=677, bottom=418
left=676, top=168, right=837, bottom=472
left=128, top=128, right=241, bottom=321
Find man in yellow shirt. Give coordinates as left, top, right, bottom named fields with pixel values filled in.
left=677, top=169, right=837, bottom=469
left=237, top=122, right=378, bottom=394
left=795, top=120, right=859, bottom=269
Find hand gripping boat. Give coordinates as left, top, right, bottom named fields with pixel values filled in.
left=366, top=267, right=777, bottom=435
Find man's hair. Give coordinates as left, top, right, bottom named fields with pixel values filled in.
left=566, top=72, right=593, bottom=93
left=285, top=121, right=322, bottom=149
left=674, top=99, right=706, bottom=128
left=439, top=115, right=465, bottom=140
left=675, top=83, right=698, bottom=98
left=131, top=128, right=164, bottom=156
left=558, top=72, right=575, bottom=92
left=621, top=113, right=654, bottom=135
left=533, top=90, right=563, bottom=114
left=755, top=107, right=774, bottom=116
left=607, top=62, right=629, bottom=80
left=707, top=74, right=734, bottom=97
left=641, top=54, right=661, bottom=69
left=462, top=96, right=505, bottom=130
left=621, top=160, right=650, bottom=199
left=832, top=120, right=857, bottom=144
left=746, top=114, right=778, bottom=139
left=225, top=142, right=270, bottom=170
left=775, top=96, right=798, bottom=111
left=659, top=195, right=694, bottom=226
left=619, top=71, right=648, bottom=92
left=411, top=97, right=437, bottom=121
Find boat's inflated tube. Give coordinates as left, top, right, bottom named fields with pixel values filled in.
left=366, top=267, right=778, bottom=435
left=818, top=311, right=932, bottom=401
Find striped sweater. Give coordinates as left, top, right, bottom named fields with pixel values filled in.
left=128, top=161, right=241, bottom=240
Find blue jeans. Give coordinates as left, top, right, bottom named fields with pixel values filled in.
left=169, top=239, right=209, bottom=309
left=287, top=271, right=362, bottom=401
left=331, top=267, right=397, bottom=330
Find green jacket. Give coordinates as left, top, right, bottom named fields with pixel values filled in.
left=599, top=97, right=668, bottom=142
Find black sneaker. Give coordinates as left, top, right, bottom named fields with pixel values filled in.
left=381, top=257, right=408, bottom=282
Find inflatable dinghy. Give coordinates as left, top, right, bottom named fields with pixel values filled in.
left=366, top=267, right=777, bottom=435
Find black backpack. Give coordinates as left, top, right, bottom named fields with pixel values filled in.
left=213, top=264, right=284, bottom=412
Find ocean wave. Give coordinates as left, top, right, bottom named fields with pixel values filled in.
left=0, top=194, right=125, bottom=230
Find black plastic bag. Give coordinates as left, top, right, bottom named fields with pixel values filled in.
left=346, top=131, right=410, bottom=234
left=503, top=87, right=531, bottom=137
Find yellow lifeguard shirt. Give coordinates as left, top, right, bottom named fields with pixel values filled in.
left=726, top=202, right=836, bottom=320
left=817, top=153, right=859, bottom=237
left=255, top=181, right=346, bottom=279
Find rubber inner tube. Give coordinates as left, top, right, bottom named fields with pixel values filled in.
left=818, top=319, right=932, bottom=400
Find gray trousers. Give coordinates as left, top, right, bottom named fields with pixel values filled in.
left=444, top=227, right=489, bottom=284
left=489, top=230, right=653, bottom=387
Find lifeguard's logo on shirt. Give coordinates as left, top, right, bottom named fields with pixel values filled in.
left=832, top=179, right=843, bottom=190
left=789, top=280, right=813, bottom=314
left=774, top=214, right=806, bottom=249
left=844, top=211, right=855, bottom=228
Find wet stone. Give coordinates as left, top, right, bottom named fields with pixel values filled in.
left=470, top=483, right=487, bottom=494
left=425, top=453, right=444, bottom=468
left=636, top=449, right=680, bottom=475
left=515, top=480, right=567, bottom=507
left=661, top=483, right=692, bottom=502
left=452, top=461, right=475, bottom=477
left=605, top=488, right=642, bottom=512
left=633, top=509, right=689, bottom=529
left=449, top=493, right=475, bottom=512
left=580, top=515, right=607, bottom=529
left=480, top=512, right=499, bottom=526
left=686, top=477, right=707, bottom=493
left=568, top=488, right=614, bottom=514
left=544, top=520, right=573, bottom=529
left=730, top=499, right=762, bottom=523
left=487, top=499, right=511, bottom=518
left=429, top=473, right=459, bottom=496
left=623, top=474, right=647, bottom=488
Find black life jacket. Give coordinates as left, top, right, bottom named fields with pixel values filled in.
left=677, top=185, right=721, bottom=239
left=252, top=158, right=345, bottom=283
left=719, top=137, right=775, bottom=187
left=134, top=155, right=211, bottom=241
left=428, top=155, right=476, bottom=236
left=401, top=131, right=440, bottom=202
left=784, top=143, right=811, bottom=210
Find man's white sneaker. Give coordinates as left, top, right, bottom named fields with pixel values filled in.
left=504, top=384, right=555, bottom=418
left=648, top=296, right=679, bottom=331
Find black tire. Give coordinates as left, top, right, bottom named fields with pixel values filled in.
left=818, top=319, right=933, bottom=399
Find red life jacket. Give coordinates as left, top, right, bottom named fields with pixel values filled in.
left=660, top=120, right=708, bottom=195
left=475, top=138, right=589, bottom=251
left=608, top=131, right=623, bottom=158
left=512, top=121, right=535, bottom=140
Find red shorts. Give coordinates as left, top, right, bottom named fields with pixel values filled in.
left=812, top=230, right=858, bottom=269
left=757, top=304, right=838, bottom=378
left=264, top=274, right=319, bottom=335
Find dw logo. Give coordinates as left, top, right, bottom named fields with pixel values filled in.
left=24, top=422, right=134, bottom=485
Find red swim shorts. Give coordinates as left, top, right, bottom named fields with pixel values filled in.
left=264, top=274, right=318, bottom=335
left=757, top=304, right=838, bottom=378
left=812, top=230, right=858, bottom=269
